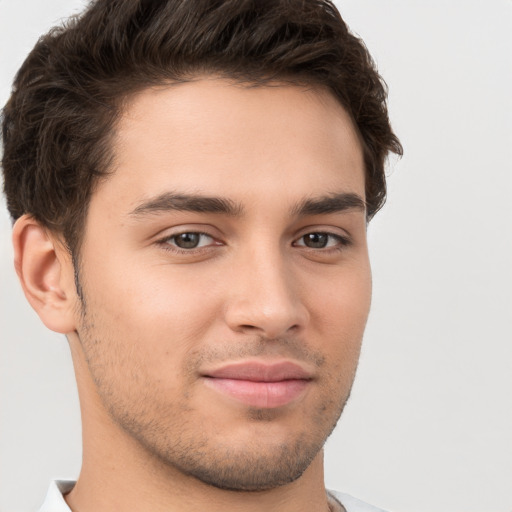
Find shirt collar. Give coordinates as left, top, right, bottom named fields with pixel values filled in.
left=38, top=481, right=75, bottom=512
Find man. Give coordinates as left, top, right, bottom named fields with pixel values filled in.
left=1, top=0, right=401, bottom=511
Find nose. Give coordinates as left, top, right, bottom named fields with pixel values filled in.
left=224, top=246, right=309, bottom=338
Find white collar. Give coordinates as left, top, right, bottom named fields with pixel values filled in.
left=38, top=480, right=74, bottom=512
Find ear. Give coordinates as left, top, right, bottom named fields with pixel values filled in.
left=12, top=215, right=78, bottom=334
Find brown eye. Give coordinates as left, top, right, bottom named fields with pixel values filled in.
left=164, top=232, right=215, bottom=250
left=302, top=233, right=329, bottom=248
left=174, top=233, right=201, bottom=248
left=294, top=232, right=350, bottom=251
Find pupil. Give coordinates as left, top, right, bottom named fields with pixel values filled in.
left=175, top=233, right=200, bottom=248
left=304, top=233, right=328, bottom=248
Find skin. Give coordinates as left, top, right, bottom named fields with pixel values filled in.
left=14, top=78, right=371, bottom=512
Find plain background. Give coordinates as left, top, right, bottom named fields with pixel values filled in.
left=1, top=1, right=511, bottom=511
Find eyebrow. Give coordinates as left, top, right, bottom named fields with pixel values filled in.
left=291, top=192, right=366, bottom=216
left=128, top=192, right=244, bottom=218
left=128, top=191, right=366, bottom=219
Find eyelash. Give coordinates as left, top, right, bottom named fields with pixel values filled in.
left=293, top=232, right=352, bottom=251
left=156, top=230, right=352, bottom=255
left=156, top=231, right=218, bottom=254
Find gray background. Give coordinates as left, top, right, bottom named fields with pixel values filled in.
left=1, top=1, right=511, bottom=511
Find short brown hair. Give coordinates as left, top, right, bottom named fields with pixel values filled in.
left=2, top=0, right=402, bottom=255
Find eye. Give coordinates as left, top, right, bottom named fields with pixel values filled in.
left=294, top=232, right=349, bottom=250
left=163, top=232, right=215, bottom=250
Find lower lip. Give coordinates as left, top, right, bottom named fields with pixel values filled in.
left=203, top=377, right=310, bottom=408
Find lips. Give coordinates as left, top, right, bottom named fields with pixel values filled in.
left=201, top=361, right=313, bottom=408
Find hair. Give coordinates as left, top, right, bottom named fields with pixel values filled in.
left=2, top=0, right=402, bottom=256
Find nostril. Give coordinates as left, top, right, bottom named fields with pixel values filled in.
left=240, top=324, right=258, bottom=331
left=236, top=322, right=302, bottom=338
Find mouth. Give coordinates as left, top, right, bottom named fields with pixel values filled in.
left=201, top=361, right=313, bottom=409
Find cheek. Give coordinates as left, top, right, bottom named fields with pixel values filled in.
left=311, top=255, right=371, bottom=317
left=305, top=260, right=371, bottom=362
left=79, top=256, right=223, bottom=375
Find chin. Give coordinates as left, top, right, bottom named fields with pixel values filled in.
left=179, top=441, right=319, bottom=492
left=151, top=412, right=340, bottom=492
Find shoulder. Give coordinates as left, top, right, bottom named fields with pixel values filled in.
left=329, top=490, right=389, bottom=512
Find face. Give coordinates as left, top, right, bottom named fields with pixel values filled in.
left=73, top=78, right=371, bottom=491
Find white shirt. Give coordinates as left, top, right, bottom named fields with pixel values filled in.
left=38, top=480, right=388, bottom=512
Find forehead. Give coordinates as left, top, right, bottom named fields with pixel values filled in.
left=95, top=79, right=365, bottom=214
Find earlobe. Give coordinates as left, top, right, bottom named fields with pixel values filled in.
left=12, top=215, right=78, bottom=334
